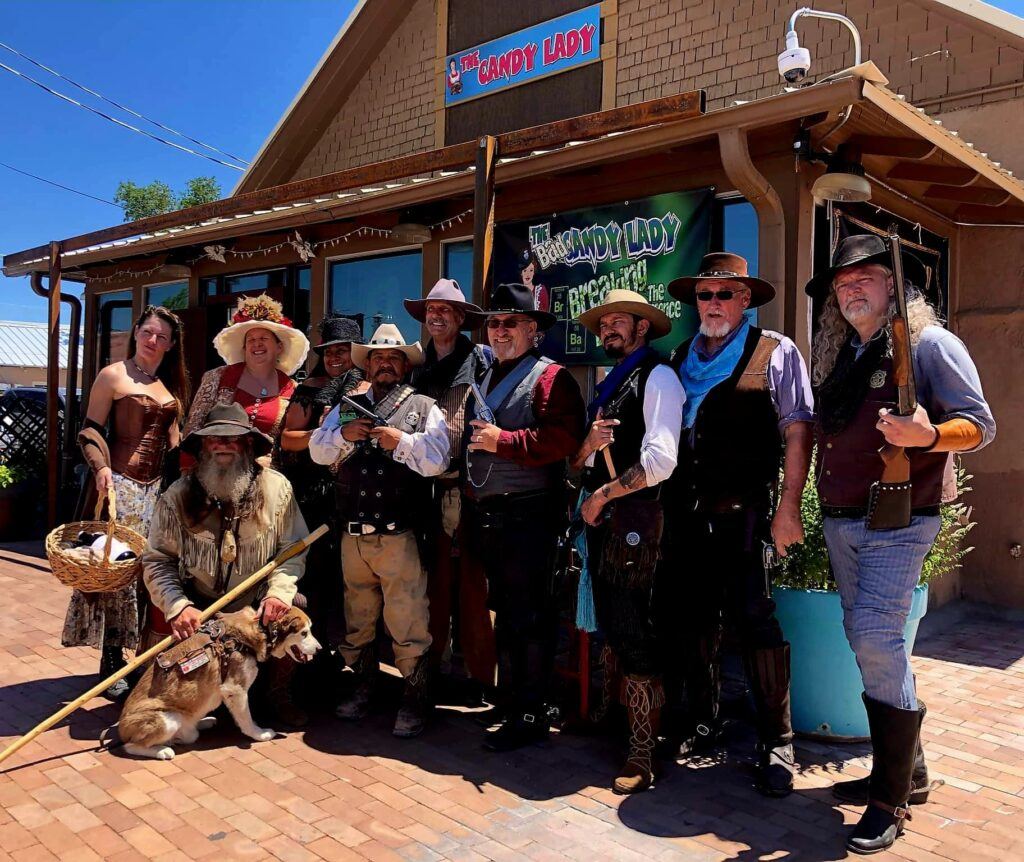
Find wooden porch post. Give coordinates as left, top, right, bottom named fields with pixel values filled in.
left=471, top=135, right=498, bottom=309
left=46, top=241, right=62, bottom=528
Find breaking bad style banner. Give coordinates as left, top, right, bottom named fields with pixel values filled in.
left=444, top=5, right=601, bottom=106
left=494, top=190, right=713, bottom=365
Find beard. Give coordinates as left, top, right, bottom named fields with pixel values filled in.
left=699, top=317, right=733, bottom=338
left=196, top=451, right=255, bottom=503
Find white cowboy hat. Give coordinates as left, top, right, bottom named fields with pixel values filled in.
left=212, top=294, right=310, bottom=376
left=351, top=323, right=424, bottom=370
left=577, top=288, right=672, bottom=339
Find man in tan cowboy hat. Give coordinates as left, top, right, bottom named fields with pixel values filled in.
left=404, top=280, right=496, bottom=704
left=659, top=252, right=814, bottom=797
left=142, top=402, right=310, bottom=724
left=569, top=289, right=683, bottom=794
left=462, top=283, right=586, bottom=752
left=309, top=322, right=450, bottom=738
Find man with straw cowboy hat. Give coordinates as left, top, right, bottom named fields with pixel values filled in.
left=142, top=402, right=309, bottom=642
left=569, top=288, right=684, bottom=794
left=660, top=252, right=815, bottom=798
left=310, top=322, right=450, bottom=738
left=404, top=280, right=497, bottom=703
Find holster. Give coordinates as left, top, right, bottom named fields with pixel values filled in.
left=866, top=480, right=912, bottom=530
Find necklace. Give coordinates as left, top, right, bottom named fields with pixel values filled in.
left=131, top=357, right=158, bottom=382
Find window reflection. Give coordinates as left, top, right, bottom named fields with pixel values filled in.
left=329, top=250, right=422, bottom=344
left=443, top=241, right=473, bottom=295
left=146, top=281, right=188, bottom=310
left=98, top=290, right=133, bottom=366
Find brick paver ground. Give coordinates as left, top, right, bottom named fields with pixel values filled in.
left=1, top=542, right=1022, bottom=861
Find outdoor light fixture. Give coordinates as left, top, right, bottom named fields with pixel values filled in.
left=156, top=264, right=192, bottom=279
left=794, top=135, right=872, bottom=205
left=390, top=222, right=432, bottom=244
left=778, top=7, right=862, bottom=84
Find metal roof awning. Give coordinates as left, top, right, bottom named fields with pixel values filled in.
left=5, top=73, right=1023, bottom=281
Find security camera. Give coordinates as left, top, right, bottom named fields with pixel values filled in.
left=778, top=30, right=811, bottom=84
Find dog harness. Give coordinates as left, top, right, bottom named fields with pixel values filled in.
left=156, top=619, right=257, bottom=680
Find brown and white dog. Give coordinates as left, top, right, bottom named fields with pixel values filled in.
left=118, top=606, right=320, bottom=760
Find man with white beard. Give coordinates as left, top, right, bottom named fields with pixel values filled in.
left=659, top=253, right=814, bottom=798
left=143, top=403, right=309, bottom=645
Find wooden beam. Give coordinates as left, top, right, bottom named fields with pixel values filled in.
left=923, top=184, right=1011, bottom=205
left=885, top=162, right=978, bottom=186
left=845, top=135, right=937, bottom=159
left=4, top=91, right=705, bottom=269
left=472, top=136, right=498, bottom=310
left=46, top=242, right=61, bottom=529
left=954, top=203, right=1024, bottom=223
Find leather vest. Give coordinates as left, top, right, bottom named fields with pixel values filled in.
left=816, top=355, right=947, bottom=509
left=334, top=390, right=436, bottom=529
left=464, top=354, right=563, bottom=499
left=583, top=353, right=663, bottom=500
left=668, top=327, right=781, bottom=509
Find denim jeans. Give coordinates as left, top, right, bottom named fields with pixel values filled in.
left=823, top=515, right=941, bottom=710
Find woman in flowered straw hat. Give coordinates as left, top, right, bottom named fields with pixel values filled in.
left=183, top=294, right=310, bottom=446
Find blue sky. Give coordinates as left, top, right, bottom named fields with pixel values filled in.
left=1, top=0, right=1023, bottom=324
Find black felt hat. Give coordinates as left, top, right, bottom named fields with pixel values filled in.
left=483, top=283, right=557, bottom=330
left=313, top=314, right=365, bottom=354
left=805, top=234, right=928, bottom=298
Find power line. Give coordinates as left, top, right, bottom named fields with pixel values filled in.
left=0, top=60, right=246, bottom=171
left=0, top=40, right=250, bottom=166
left=0, top=160, right=123, bottom=209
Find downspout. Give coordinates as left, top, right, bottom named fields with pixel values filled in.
left=31, top=269, right=82, bottom=514
left=717, top=128, right=790, bottom=337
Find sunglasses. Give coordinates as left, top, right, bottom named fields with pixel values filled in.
left=695, top=289, right=744, bottom=302
left=486, top=317, right=530, bottom=330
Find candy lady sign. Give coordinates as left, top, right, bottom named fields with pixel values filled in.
left=445, top=5, right=601, bottom=106
left=494, top=190, right=714, bottom=365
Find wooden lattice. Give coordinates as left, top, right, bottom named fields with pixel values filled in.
left=0, top=390, right=61, bottom=471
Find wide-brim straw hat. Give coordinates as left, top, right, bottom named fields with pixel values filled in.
left=403, top=278, right=486, bottom=330
left=668, top=252, right=776, bottom=308
left=180, top=402, right=274, bottom=456
left=351, top=323, right=424, bottom=370
left=804, top=233, right=928, bottom=299
left=212, top=294, right=310, bottom=376
left=577, top=288, right=672, bottom=339
left=482, top=283, right=557, bottom=330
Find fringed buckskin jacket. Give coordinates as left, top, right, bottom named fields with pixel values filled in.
left=142, top=467, right=308, bottom=621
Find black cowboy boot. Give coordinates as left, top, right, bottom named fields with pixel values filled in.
left=834, top=700, right=934, bottom=806
left=746, top=643, right=795, bottom=798
left=677, top=627, right=724, bottom=758
left=393, top=655, right=433, bottom=738
left=335, top=645, right=377, bottom=721
left=266, top=655, right=308, bottom=728
left=483, top=706, right=549, bottom=752
left=100, top=643, right=129, bottom=700
left=614, top=675, right=662, bottom=795
left=846, top=694, right=922, bottom=855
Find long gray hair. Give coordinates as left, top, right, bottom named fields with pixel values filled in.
left=811, top=275, right=942, bottom=386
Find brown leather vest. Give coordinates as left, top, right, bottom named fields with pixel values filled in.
left=815, top=355, right=947, bottom=509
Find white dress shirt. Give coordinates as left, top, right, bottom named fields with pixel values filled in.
left=309, top=389, right=450, bottom=477
left=585, top=364, right=685, bottom=487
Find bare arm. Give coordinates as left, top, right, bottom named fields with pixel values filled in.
left=280, top=402, right=315, bottom=452
left=772, top=421, right=812, bottom=556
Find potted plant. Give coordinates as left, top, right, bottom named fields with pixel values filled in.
left=773, top=458, right=975, bottom=740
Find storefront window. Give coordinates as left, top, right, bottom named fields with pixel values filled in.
left=717, top=199, right=759, bottom=324
left=329, top=250, right=422, bottom=343
left=443, top=240, right=473, bottom=294
left=146, top=281, right=188, bottom=310
left=97, top=290, right=133, bottom=367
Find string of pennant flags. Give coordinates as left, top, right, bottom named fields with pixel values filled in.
left=79, top=209, right=473, bottom=284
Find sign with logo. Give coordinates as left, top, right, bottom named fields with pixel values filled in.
left=444, top=5, right=601, bottom=107
left=493, top=190, right=714, bottom=365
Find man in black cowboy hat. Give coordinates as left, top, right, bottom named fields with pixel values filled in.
left=310, top=323, right=450, bottom=739
left=463, top=283, right=586, bottom=751
left=570, top=289, right=684, bottom=794
left=143, top=402, right=309, bottom=639
left=660, top=252, right=815, bottom=797
left=807, top=234, right=994, bottom=854
left=404, top=280, right=496, bottom=700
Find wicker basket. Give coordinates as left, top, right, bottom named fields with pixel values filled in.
left=45, top=487, right=147, bottom=593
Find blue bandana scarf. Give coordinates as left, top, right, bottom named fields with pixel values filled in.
left=679, top=320, right=750, bottom=428
left=587, top=344, right=655, bottom=422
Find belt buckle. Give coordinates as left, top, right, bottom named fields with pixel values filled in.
left=347, top=522, right=363, bottom=536
left=521, top=712, right=536, bottom=724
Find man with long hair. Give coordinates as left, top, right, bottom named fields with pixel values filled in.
left=807, top=234, right=995, bottom=855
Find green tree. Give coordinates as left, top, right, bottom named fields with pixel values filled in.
left=114, top=176, right=223, bottom=222
left=114, top=180, right=175, bottom=221
left=177, top=176, right=221, bottom=209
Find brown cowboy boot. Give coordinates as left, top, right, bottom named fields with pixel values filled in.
left=746, top=643, right=795, bottom=798
left=393, top=654, right=433, bottom=738
left=266, top=655, right=308, bottom=727
left=614, top=675, right=663, bottom=795
left=589, top=644, right=620, bottom=725
left=336, top=644, right=378, bottom=720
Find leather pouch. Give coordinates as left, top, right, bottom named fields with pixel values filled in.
left=866, top=480, right=912, bottom=530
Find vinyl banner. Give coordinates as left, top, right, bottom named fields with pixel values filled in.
left=494, top=189, right=714, bottom=365
left=444, top=5, right=601, bottom=107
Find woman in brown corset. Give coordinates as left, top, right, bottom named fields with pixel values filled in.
left=63, top=305, right=190, bottom=697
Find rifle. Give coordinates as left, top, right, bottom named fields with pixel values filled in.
left=593, top=366, right=641, bottom=480
left=866, top=228, right=917, bottom=530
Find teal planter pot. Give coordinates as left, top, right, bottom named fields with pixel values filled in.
left=774, top=583, right=929, bottom=741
